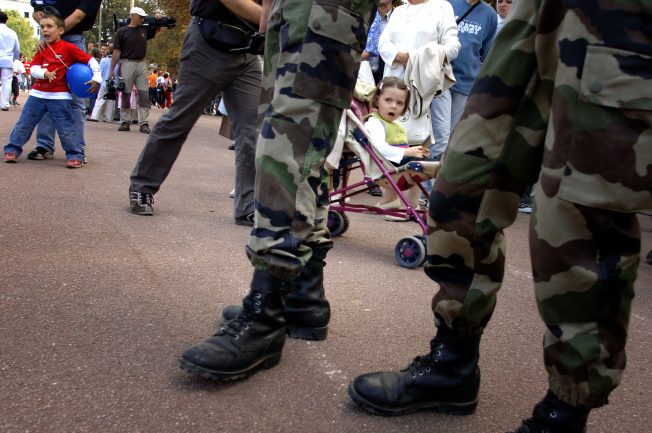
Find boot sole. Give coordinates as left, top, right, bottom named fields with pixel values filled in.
left=178, top=351, right=282, bottom=381
left=287, top=325, right=328, bottom=341
left=347, top=382, right=478, bottom=416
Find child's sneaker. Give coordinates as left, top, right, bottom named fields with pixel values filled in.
left=66, top=159, right=83, bottom=169
left=3, top=153, right=17, bottom=163
left=27, top=147, right=53, bottom=160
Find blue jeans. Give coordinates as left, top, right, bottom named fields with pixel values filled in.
left=429, top=89, right=469, bottom=159
left=422, top=89, right=469, bottom=197
left=4, top=96, right=82, bottom=160
left=35, top=33, right=87, bottom=155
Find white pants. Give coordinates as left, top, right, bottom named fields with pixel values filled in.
left=1, top=67, right=13, bottom=109
left=90, top=81, right=116, bottom=122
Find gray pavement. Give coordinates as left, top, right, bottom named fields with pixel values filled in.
left=1, top=91, right=651, bottom=433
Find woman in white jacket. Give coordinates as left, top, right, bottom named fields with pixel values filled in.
left=378, top=0, right=460, bottom=80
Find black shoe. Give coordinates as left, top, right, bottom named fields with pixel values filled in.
left=348, top=323, right=481, bottom=416
left=646, top=249, right=652, bottom=265
left=139, top=123, right=151, bottom=134
left=1, top=108, right=8, bottom=111
left=367, top=183, right=382, bottom=197
left=508, top=391, right=589, bottom=433
left=27, top=147, right=54, bottom=160
left=220, top=247, right=331, bottom=341
left=132, top=119, right=139, bottom=124
left=228, top=144, right=235, bottom=150
left=179, top=270, right=287, bottom=381
left=118, top=122, right=130, bottom=132
left=235, top=212, right=255, bottom=226
left=518, top=201, right=533, bottom=214
left=129, top=188, right=154, bottom=215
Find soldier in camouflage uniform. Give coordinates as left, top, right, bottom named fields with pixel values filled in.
left=179, top=0, right=373, bottom=381
left=349, top=1, right=651, bottom=432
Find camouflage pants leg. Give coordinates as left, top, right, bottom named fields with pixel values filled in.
left=531, top=183, right=639, bottom=408
left=246, top=0, right=370, bottom=281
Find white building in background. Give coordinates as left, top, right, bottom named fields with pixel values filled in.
left=0, top=0, right=39, bottom=38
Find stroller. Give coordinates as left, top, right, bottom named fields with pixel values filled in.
left=325, top=95, right=440, bottom=269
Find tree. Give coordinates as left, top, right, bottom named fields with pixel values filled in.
left=88, top=0, right=188, bottom=73
left=6, top=9, right=37, bottom=58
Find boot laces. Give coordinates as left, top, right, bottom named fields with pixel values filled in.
left=215, top=292, right=262, bottom=339
left=405, top=341, right=444, bottom=378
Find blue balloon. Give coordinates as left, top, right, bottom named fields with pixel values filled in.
left=66, top=63, right=94, bottom=98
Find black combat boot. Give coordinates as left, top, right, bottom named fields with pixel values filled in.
left=348, top=321, right=481, bottom=416
left=179, top=270, right=286, bottom=381
left=508, top=391, right=589, bottom=433
left=220, top=247, right=331, bottom=340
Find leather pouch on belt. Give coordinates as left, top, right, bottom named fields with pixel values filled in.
left=196, top=18, right=250, bottom=52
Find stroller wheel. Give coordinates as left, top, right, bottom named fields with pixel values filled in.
left=395, top=236, right=426, bottom=268
left=327, top=210, right=349, bottom=237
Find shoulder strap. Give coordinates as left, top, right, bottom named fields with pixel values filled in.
left=456, top=1, right=481, bottom=24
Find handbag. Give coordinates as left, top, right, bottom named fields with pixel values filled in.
left=397, top=111, right=433, bottom=146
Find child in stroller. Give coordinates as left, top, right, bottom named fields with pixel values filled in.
left=327, top=77, right=440, bottom=268
left=364, top=76, right=432, bottom=218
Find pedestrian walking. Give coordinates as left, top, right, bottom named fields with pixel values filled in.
left=128, top=0, right=263, bottom=228
left=0, top=10, right=20, bottom=111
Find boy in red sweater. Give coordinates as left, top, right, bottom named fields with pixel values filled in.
left=3, top=12, right=100, bottom=168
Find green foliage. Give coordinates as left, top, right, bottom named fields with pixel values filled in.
left=6, top=9, right=37, bottom=58
left=85, top=0, right=188, bottom=73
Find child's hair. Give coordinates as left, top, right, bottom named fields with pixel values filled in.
left=372, top=76, right=410, bottom=115
left=41, top=11, right=65, bottom=29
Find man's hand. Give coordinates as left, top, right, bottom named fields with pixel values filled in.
left=33, top=10, right=44, bottom=24
left=362, top=51, right=370, bottom=60
left=395, top=52, right=409, bottom=65
left=85, top=80, right=99, bottom=93
left=36, top=39, right=47, bottom=52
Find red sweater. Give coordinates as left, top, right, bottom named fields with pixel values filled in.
left=31, top=39, right=91, bottom=94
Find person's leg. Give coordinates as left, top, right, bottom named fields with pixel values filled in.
left=510, top=184, right=639, bottom=432
left=349, top=73, right=548, bottom=416
left=429, top=89, right=452, bottom=160
left=449, top=91, right=468, bottom=132
left=49, top=99, right=83, bottom=161
left=90, top=82, right=108, bottom=120
left=4, top=96, right=47, bottom=156
left=62, top=34, right=87, bottom=156
left=221, top=55, right=261, bottom=222
left=129, top=24, right=238, bottom=206
left=0, top=68, right=13, bottom=109
left=119, top=62, right=136, bottom=127
left=180, top=0, right=372, bottom=380
left=135, top=64, right=150, bottom=129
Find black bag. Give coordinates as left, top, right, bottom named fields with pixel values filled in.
left=195, top=17, right=251, bottom=52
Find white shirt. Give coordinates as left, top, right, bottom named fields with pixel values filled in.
left=0, top=23, right=20, bottom=69
left=365, top=116, right=406, bottom=164
left=379, top=0, right=460, bottom=79
left=13, top=59, right=25, bottom=74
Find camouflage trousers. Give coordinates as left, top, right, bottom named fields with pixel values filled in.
left=246, top=0, right=371, bottom=281
left=426, top=142, right=640, bottom=409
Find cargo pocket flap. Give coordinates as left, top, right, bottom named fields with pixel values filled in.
left=580, top=45, right=652, bottom=111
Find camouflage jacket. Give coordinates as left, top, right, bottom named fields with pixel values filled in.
left=452, top=0, right=652, bottom=212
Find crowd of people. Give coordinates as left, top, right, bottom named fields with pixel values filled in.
left=1, top=1, right=651, bottom=433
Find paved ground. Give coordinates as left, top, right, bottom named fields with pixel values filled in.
left=1, top=92, right=651, bottom=433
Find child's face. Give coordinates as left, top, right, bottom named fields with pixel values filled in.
left=377, top=86, right=408, bottom=123
left=40, top=18, right=64, bottom=44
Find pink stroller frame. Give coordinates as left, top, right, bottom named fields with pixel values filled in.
left=327, top=105, right=440, bottom=268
